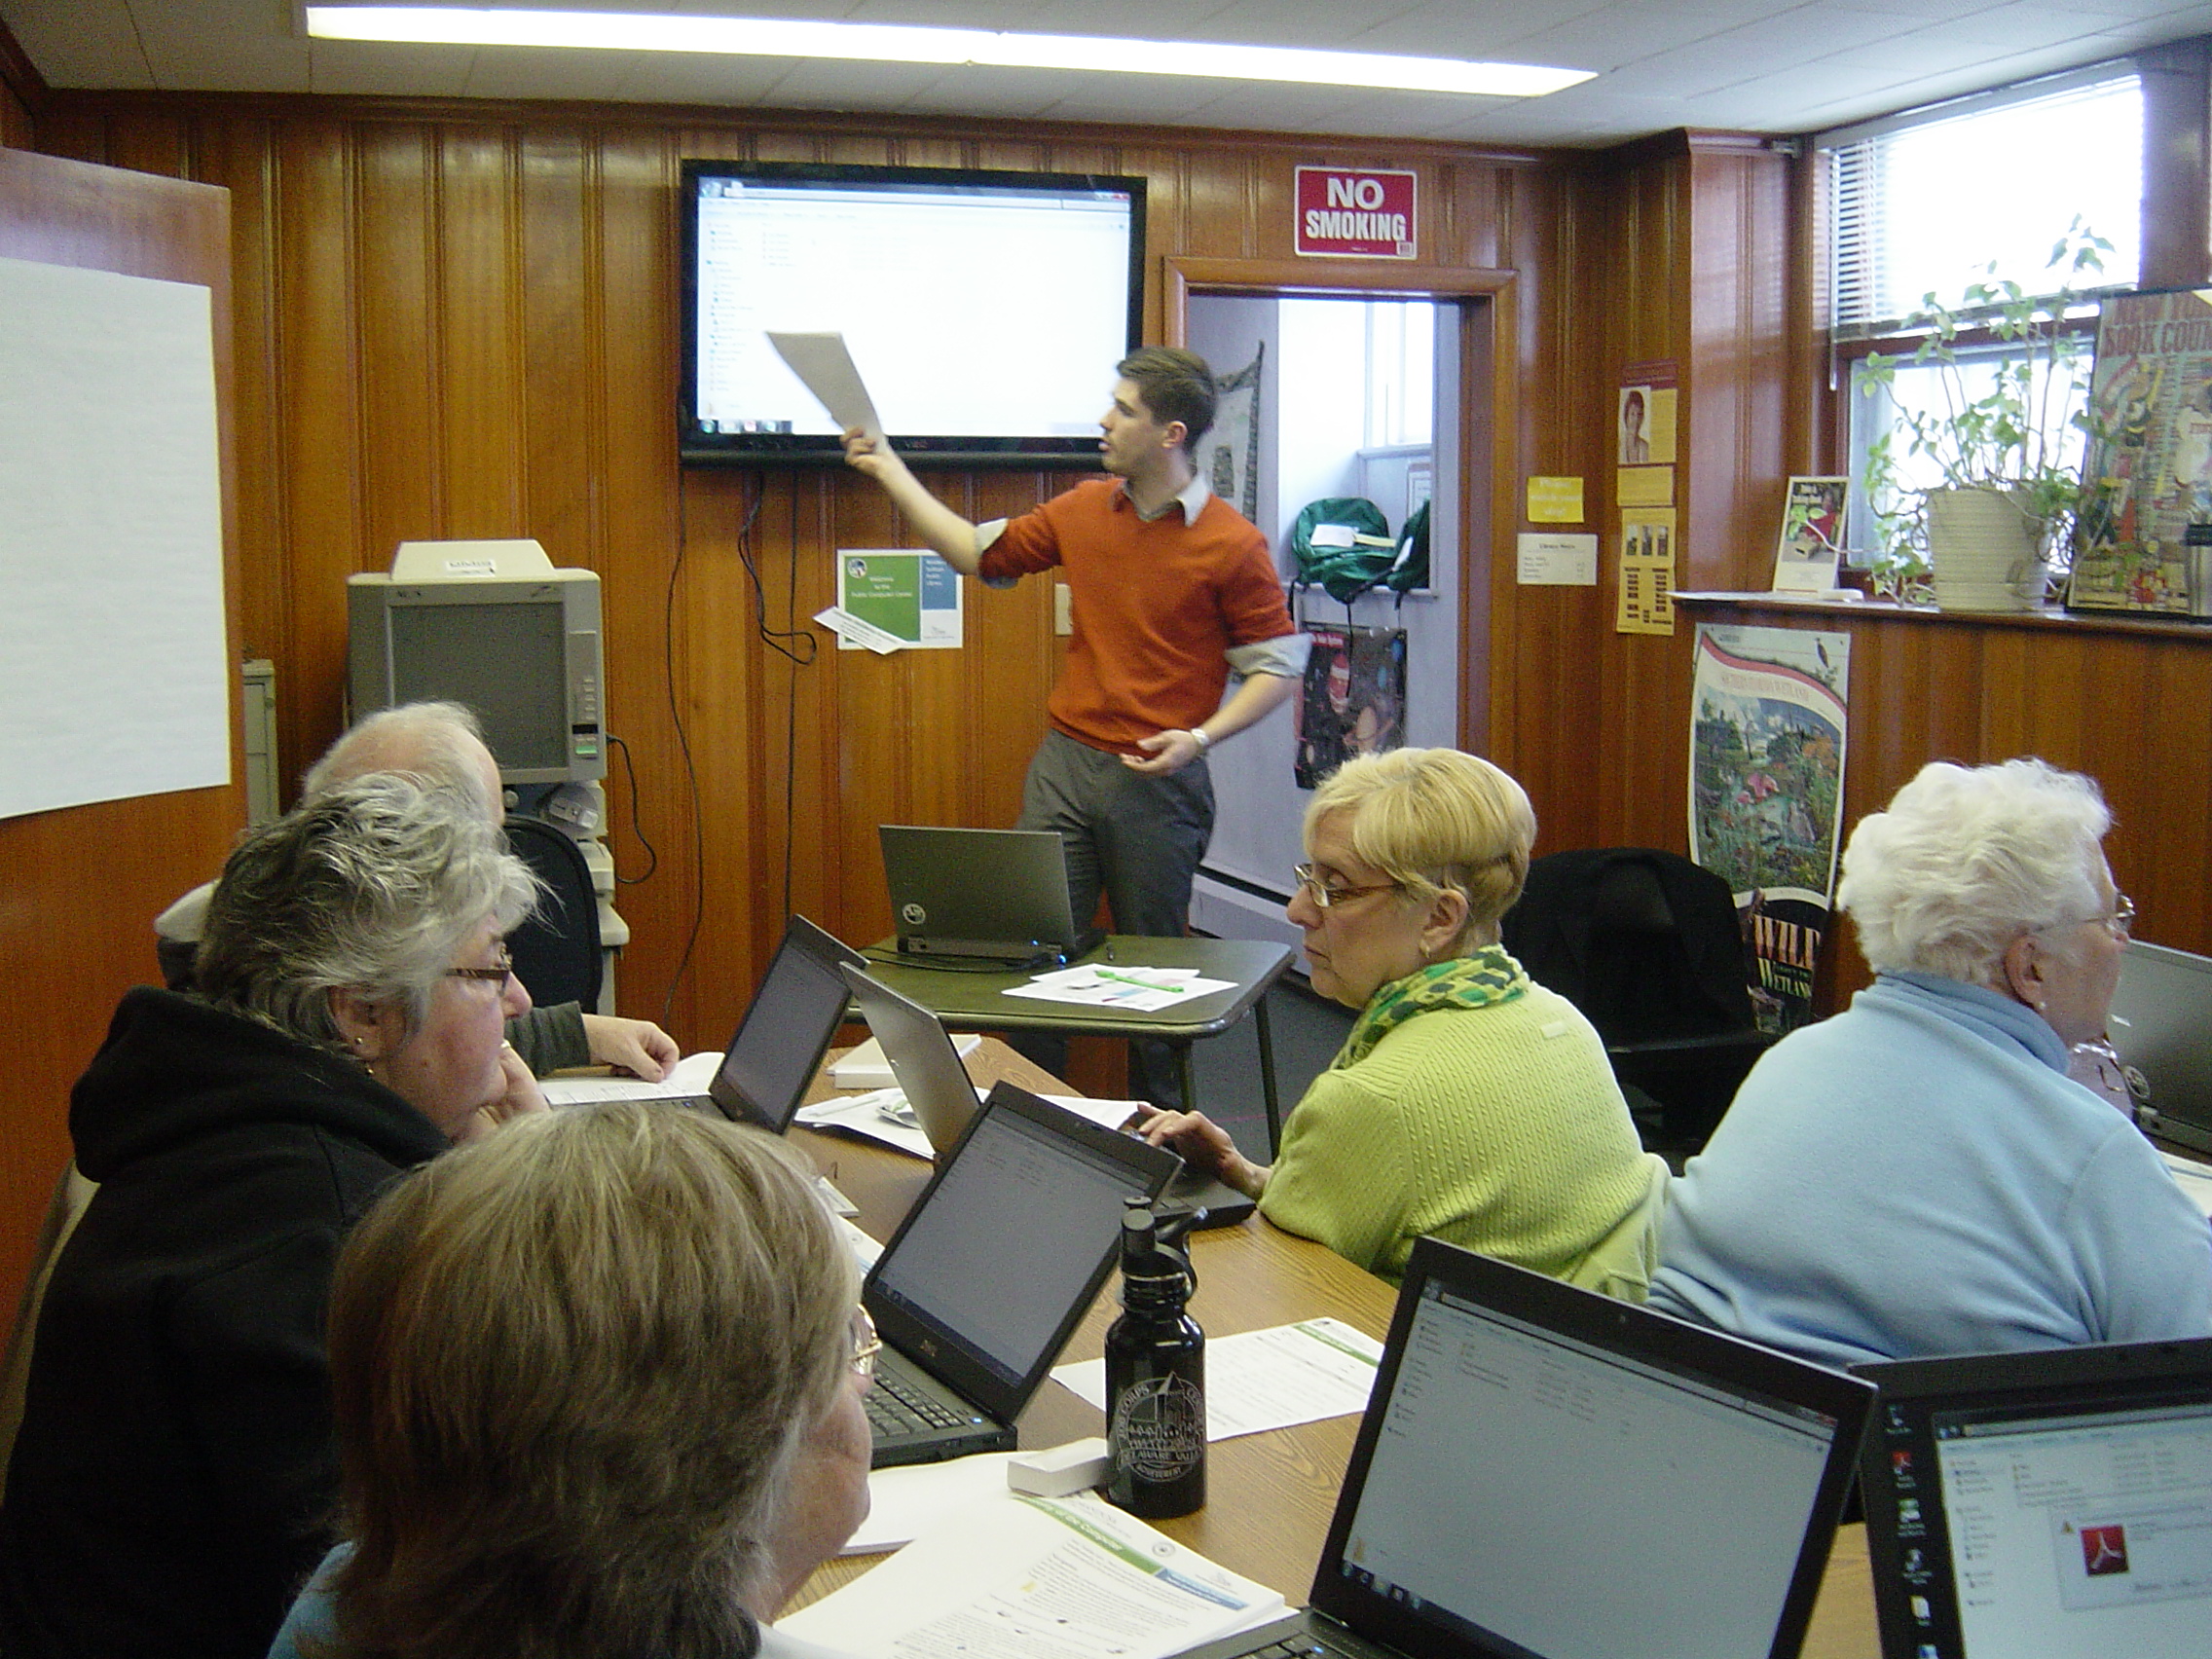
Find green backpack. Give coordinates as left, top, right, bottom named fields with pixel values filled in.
left=1290, top=497, right=1429, bottom=605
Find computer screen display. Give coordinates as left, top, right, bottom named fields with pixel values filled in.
left=679, top=162, right=1144, bottom=467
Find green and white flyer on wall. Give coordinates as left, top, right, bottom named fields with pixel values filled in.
left=827, top=550, right=965, bottom=651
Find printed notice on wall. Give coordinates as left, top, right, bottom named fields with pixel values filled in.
left=1615, top=510, right=1677, bottom=634
left=831, top=550, right=964, bottom=650
left=1688, top=625, right=1851, bottom=1034
left=1518, top=534, right=1598, bottom=585
left=1525, top=476, right=1585, bottom=524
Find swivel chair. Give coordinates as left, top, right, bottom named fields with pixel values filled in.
left=1500, top=847, right=1772, bottom=1159
left=504, top=815, right=603, bottom=1013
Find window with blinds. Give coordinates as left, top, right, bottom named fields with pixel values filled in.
left=1825, top=70, right=2143, bottom=337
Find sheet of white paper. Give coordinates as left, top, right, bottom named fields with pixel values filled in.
left=813, top=605, right=903, bottom=654
left=795, top=1090, right=936, bottom=1160
left=1040, top=1093, right=1146, bottom=1132
left=536, top=1050, right=721, bottom=1106
left=1053, top=1318, right=1383, bottom=1441
left=1, top=257, right=230, bottom=821
left=2160, top=1150, right=2212, bottom=1220
left=843, top=1454, right=1022, bottom=1555
left=831, top=1032, right=981, bottom=1089
left=779, top=1492, right=1285, bottom=1658
left=766, top=330, right=881, bottom=439
left=1005, top=965, right=1234, bottom=1013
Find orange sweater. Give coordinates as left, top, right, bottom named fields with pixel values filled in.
left=979, top=480, right=1295, bottom=756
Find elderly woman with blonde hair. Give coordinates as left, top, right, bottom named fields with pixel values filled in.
left=270, top=1102, right=873, bottom=1659
left=1142, top=747, right=1664, bottom=1289
left=1649, top=757, right=2212, bottom=1367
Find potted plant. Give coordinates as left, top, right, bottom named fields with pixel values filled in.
left=1857, top=221, right=2111, bottom=609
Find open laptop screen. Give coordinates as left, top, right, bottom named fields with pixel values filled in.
left=711, top=918, right=858, bottom=1130
left=1317, top=1247, right=1865, bottom=1659
left=1859, top=1341, right=2212, bottom=1659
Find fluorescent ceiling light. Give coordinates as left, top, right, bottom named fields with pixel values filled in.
left=304, top=7, right=1595, bottom=99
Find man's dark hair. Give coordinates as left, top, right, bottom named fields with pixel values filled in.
left=1117, top=347, right=1217, bottom=456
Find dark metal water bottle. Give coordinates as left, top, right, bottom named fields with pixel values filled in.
left=1104, top=1198, right=1205, bottom=1519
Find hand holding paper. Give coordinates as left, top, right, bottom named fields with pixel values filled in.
left=767, top=330, right=882, bottom=443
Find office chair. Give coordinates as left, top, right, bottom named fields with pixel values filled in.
left=1500, top=847, right=1773, bottom=1158
left=504, top=815, right=603, bottom=1013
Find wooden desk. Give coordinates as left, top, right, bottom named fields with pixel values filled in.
left=789, top=1043, right=1882, bottom=1658
left=862, top=937, right=1297, bottom=1151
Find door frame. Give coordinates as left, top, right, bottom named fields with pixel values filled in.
left=1163, top=256, right=1517, bottom=752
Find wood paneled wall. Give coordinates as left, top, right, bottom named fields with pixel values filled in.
left=0, top=147, right=242, bottom=1300
left=1682, top=598, right=2212, bottom=1008
left=27, top=92, right=1642, bottom=1061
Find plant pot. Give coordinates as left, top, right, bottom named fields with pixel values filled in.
left=1926, top=487, right=2046, bottom=612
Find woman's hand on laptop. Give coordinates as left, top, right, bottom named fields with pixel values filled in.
left=582, top=1014, right=681, bottom=1081
left=1134, top=1106, right=1272, bottom=1201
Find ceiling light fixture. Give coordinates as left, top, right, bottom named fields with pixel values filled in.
left=303, top=7, right=1594, bottom=99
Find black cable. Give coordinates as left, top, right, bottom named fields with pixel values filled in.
left=782, top=487, right=805, bottom=919
left=602, top=732, right=657, bottom=885
left=656, top=484, right=715, bottom=1035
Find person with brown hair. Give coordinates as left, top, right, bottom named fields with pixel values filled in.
left=269, top=1102, right=873, bottom=1659
left=843, top=348, right=1307, bottom=1104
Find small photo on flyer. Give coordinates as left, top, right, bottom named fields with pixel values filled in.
left=1772, top=476, right=1847, bottom=592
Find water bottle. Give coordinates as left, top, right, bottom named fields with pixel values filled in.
left=1104, top=1198, right=1205, bottom=1518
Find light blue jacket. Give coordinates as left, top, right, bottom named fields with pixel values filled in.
left=1648, top=971, right=2212, bottom=1368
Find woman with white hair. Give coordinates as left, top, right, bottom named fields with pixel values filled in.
left=1648, top=757, right=2212, bottom=1367
left=1142, top=748, right=1664, bottom=1289
left=268, top=1103, right=872, bottom=1659
left=0, top=777, right=545, bottom=1659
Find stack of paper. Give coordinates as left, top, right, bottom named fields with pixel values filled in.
left=781, top=1492, right=1285, bottom=1657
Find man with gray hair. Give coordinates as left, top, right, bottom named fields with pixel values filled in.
left=155, top=702, right=677, bottom=1081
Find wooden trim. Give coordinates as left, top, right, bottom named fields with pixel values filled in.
left=1164, top=254, right=1513, bottom=311
left=1677, top=589, right=2212, bottom=642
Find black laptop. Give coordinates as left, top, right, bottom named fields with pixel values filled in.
left=686, top=914, right=863, bottom=1130
left=862, top=1082, right=1179, bottom=1466
left=2106, top=939, right=2212, bottom=1155
left=1855, top=1337, right=2212, bottom=1659
left=1169, top=1237, right=1874, bottom=1659
left=878, top=824, right=1101, bottom=964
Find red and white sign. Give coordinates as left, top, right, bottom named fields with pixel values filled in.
left=1294, top=166, right=1418, bottom=260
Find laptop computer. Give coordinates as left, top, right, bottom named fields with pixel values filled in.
left=840, top=962, right=1259, bottom=1228
left=862, top=1081, right=1179, bottom=1467
left=879, top=824, right=1102, bottom=964
left=684, top=914, right=863, bottom=1130
left=2105, top=940, right=2212, bottom=1155
left=1855, top=1337, right=2212, bottom=1659
left=1170, top=1236, right=1874, bottom=1659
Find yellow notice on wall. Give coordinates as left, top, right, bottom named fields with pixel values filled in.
left=1617, top=465, right=1675, bottom=507
left=1616, top=508, right=1677, bottom=636
left=1525, top=476, right=1585, bottom=523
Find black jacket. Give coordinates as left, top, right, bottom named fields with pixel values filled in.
left=0, top=988, right=450, bottom=1659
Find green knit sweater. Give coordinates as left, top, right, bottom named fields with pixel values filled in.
left=1259, top=980, right=1654, bottom=1282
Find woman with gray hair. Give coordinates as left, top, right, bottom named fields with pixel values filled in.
left=269, top=1104, right=872, bottom=1659
left=1648, top=757, right=2212, bottom=1367
left=0, top=776, right=545, bottom=1659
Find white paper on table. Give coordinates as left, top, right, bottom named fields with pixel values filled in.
left=795, top=1090, right=937, bottom=1160
left=779, top=1492, right=1285, bottom=1658
left=1040, top=1093, right=1146, bottom=1132
left=1006, top=965, right=1234, bottom=1013
left=766, top=330, right=881, bottom=440
left=1053, top=1318, right=1383, bottom=1441
left=537, top=1050, right=720, bottom=1107
left=842, top=1453, right=1022, bottom=1555
left=2159, top=1150, right=2212, bottom=1220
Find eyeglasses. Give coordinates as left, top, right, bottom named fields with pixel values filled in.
left=2038, top=895, right=2134, bottom=940
left=1292, top=864, right=1400, bottom=910
left=445, top=947, right=515, bottom=985
left=849, top=1306, right=881, bottom=1381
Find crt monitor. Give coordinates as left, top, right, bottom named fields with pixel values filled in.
left=347, top=539, right=605, bottom=788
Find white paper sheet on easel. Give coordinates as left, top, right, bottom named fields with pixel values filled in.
left=767, top=331, right=882, bottom=440
left=0, top=256, right=229, bottom=820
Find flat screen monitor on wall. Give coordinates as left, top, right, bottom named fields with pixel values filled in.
left=679, top=161, right=1145, bottom=467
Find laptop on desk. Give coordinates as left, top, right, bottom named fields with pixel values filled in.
left=2105, top=939, right=2212, bottom=1155
left=840, top=962, right=1259, bottom=1227
left=1169, top=1236, right=1874, bottom=1659
left=879, top=824, right=1102, bottom=965
left=862, top=1082, right=1179, bottom=1467
left=1855, top=1338, right=2212, bottom=1659
left=667, top=914, right=863, bottom=1130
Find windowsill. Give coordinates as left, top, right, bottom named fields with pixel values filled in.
left=1675, top=591, right=2212, bottom=641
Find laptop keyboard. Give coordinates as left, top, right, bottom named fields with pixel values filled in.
left=1237, top=1635, right=1366, bottom=1659
left=865, top=1367, right=973, bottom=1436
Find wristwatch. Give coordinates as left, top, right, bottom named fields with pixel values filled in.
left=1189, top=727, right=1212, bottom=753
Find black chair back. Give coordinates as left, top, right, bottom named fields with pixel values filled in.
left=504, top=815, right=602, bottom=1012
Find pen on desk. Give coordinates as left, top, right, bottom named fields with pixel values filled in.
left=1093, top=967, right=1166, bottom=991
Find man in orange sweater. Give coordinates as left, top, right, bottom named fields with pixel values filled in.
left=844, top=348, right=1306, bottom=1102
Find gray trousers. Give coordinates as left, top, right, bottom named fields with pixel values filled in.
left=1014, top=727, right=1215, bottom=1106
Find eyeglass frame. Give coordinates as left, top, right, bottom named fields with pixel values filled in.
left=849, top=1306, right=882, bottom=1381
left=1291, top=863, right=1402, bottom=910
left=445, top=946, right=516, bottom=985
left=2038, top=894, right=2135, bottom=941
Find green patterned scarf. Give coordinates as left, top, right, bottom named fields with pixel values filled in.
left=1332, top=945, right=1528, bottom=1070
